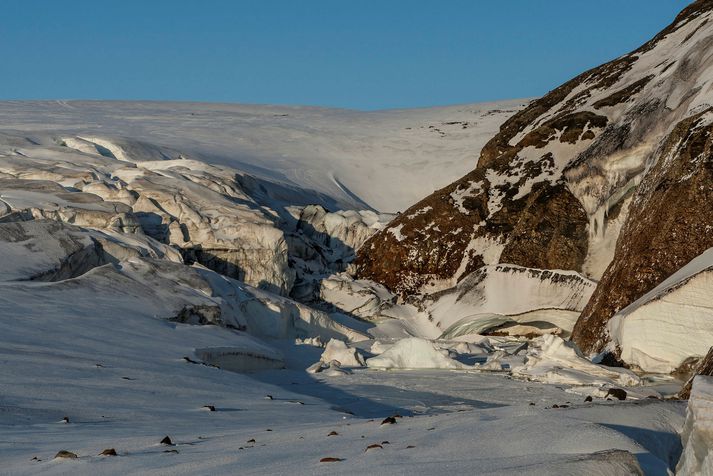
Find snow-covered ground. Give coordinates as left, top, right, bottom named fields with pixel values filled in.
left=0, top=99, right=701, bottom=475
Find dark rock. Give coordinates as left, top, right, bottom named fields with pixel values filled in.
left=54, top=450, right=78, bottom=459
left=381, top=416, right=397, bottom=425
left=327, top=431, right=339, bottom=436
left=365, top=444, right=383, bottom=451
left=203, top=405, right=216, bottom=412
left=160, top=436, right=173, bottom=446
left=320, top=457, right=344, bottom=463
left=585, top=396, right=593, bottom=402
left=99, top=448, right=117, bottom=456
left=606, top=388, right=627, bottom=401
left=678, top=346, right=713, bottom=399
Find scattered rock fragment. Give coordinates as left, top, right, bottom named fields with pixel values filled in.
left=203, top=405, right=216, bottom=412
left=320, top=457, right=344, bottom=463
left=265, top=395, right=273, bottom=400
left=585, top=396, right=593, bottom=402
left=327, top=431, right=339, bottom=436
left=381, top=441, right=390, bottom=445
left=365, top=444, right=383, bottom=451
left=247, top=438, right=256, bottom=443
left=54, top=450, right=78, bottom=459
left=61, top=416, right=70, bottom=423
left=99, top=448, right=117, bottom=456
left=381, top=416, right=397, bottom=425
left=163, top=449, right=179, bottom=454
left=406, top=445, right=416, bottom=449
left=606, top=388, right=627, bottom=401
left=160, top=436, right=174, bottom=446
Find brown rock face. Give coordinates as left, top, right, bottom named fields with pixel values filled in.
left=678, top=346, right=713, bottom=399
left=357, top=0, right=713, bottom=303
left=572, top=111, right=713, bottom=353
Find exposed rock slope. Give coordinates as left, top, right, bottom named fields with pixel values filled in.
left=572, top=111, right=713, bottom=354
left=357, top=0, right=713, bottom=300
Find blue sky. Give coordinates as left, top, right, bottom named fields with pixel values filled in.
left=0, top=0, right=690, bottom=110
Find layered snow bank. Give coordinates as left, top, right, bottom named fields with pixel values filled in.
left=610, top=247, right=713, bottom=373
left=367, top=338, right=468, bottom=370
left=427, top=265, right=596, bottom=338
left=677, top=376, right=713, bottom=475
left=512, top=335, right=641, bottom=387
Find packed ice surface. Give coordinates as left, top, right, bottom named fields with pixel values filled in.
left=609, top=247, right=713, bottom=373
left=676, top=376, right=713, bottom=475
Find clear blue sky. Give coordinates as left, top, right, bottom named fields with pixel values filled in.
left=0, top=0, right=691, bottom=110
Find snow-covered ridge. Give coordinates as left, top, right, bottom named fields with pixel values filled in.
left=0, top=99, right=525, bottom=212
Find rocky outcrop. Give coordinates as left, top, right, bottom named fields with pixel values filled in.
left=356, top=1, right=713, bottom=301
left=679, top=347, right=713, bottom=400
left=572, top=111, right=713, bottom=355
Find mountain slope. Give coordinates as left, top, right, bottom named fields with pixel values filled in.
left=357, top=0, right=713, bottom=298
left=356, top=1, right=713, bottom=368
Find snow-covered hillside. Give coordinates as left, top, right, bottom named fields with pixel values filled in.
left=0, top=100, right=525, bottom=212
